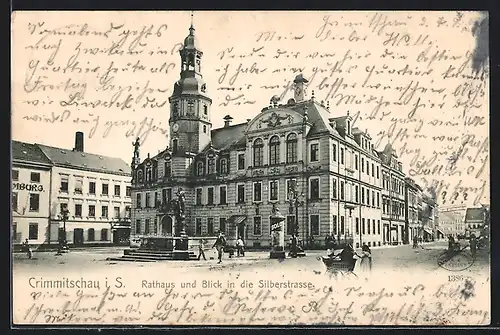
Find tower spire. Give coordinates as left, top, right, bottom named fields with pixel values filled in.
left=190, top=11, right=194, bottom=30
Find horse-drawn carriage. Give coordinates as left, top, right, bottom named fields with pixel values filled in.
left=319, top=255, right=358, bottom=279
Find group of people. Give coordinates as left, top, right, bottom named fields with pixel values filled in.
left=197, top=232, right=245, bottom=264
left=325, top=243, right=373, bottom=273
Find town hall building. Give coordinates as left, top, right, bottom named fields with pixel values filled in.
left=129, top=21, right=403, bottom=249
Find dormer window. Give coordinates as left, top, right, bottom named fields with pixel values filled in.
left=220, top=158, right=228, bottom=174
left=207, top=157, right=216, bottom=174
left=197, top=161, right=204, bottom=176
left=164, top=159, right=172, bottom=177
left=347, top=120, right=351, bottom=135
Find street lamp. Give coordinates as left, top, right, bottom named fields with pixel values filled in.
left=59, top=205, right=70, bottom=251
left=288, top=184, right=306, bottom=257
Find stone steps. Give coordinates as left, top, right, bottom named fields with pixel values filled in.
left=108, top=249, right=198, bottom=262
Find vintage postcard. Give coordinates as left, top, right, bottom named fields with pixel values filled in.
left=11, top=11, right=490, bottom=326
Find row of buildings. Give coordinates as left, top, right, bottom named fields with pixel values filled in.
left=438, top=205, right=490, bottom=239
left=11, top=133, right=132, bottom=248
left=128, top=21, right=441, bottom=249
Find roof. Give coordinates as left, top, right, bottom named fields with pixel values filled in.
left=12, top=141, right=52, bottom=166
left=210, top=122, right=248, bottom=150
left=465, top=208, right=485, bottom=222
left=37, top=144, right=131, bottom=176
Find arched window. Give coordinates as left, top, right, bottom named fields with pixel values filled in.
left=253, top=138, right=264, bottom=167
left=146, top=168, right=152, bottom=181
left=164, top=159, right=172, bottom=177
left=220, top=158, right=228, bottom=174
left=286, top=133, right=298, bottom=163
left=197, top=162, right=204, bottom=176
left=207, top=157, right=216, bottom=174
left=269, top=136, right=280, bottom=165
left=137, top=170, right=144, bottom=183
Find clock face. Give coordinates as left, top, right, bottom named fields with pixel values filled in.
left=172, top=123, right=179, bottom=133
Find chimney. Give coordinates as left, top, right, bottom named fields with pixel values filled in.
left=223, top=115, right=233, bottom=128
left=74, top=131, right=84, bottom=152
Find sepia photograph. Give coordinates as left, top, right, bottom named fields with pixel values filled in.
left=11, top=10, right=490, bottom=326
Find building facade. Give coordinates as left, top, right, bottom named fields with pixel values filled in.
left=38, top=132, right=132, bottom=246
left=404, top=177, right=422, bottom=242
left=377, top=145, right=407, bottom=245
left=130, top=22, right=390, bottom=249
left=464, top=207, right=487, bottom=238
left=12, top=141, right=53, bottom=246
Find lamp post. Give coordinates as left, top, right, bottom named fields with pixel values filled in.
left=288, top=184, right=306, bottom=257
left=59, top=206, right=70, bottom=252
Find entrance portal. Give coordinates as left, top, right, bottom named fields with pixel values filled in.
left=74, top=228, right=84, bottom=245
left=161, top=216, right=173, bottom=236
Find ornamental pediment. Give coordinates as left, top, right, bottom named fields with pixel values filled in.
left=246, top=108, right=302, bottom=133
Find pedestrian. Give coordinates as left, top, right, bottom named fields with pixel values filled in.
left=236, top=236, right=245, bottom=257
left=324, top=234, right=332, bottom=251
left=469, top=234, right=477, bottom=259
left=212, top=232, right=226, bottom=264
left=413, top=235, right=418, bottom=249
left=197, top=239, right=206, bottom=261
left=22, top=238, right=32, bottom=259
left=359, top=244, right=372, bottom=273
left=290, top=234, right=298, bottom=258
left=331, top=234, right=337, bottom=250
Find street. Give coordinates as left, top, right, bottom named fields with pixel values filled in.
left=13, top=241, right=489, bottom=277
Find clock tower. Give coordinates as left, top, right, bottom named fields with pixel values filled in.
left=169, top=16, right=212, bottom=156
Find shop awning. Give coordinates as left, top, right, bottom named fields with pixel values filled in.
left=227, top=215, right=247, bottom=225
left=423, top=227, right=433, bottom=235
left=437, top=228, right=445, bottom=236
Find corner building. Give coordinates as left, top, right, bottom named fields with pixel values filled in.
left=130, top=22, right=385, bottom=248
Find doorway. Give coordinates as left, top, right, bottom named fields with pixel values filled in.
left=73, top=228, right=84, bottom=245
left=161, top=216, right=173, bottom=236
left=237, top=222, right=245, bottom=242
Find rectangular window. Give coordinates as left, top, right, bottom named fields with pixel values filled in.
left=114, top=185, right=121, bottom=196
left=362, top=218, right=366, bottom=234
left=377, top=193, right=380, bottom=207
left=29, top=223, right=38, bottom=240
left=238, top=153, right=245, bottom=170
left=333, top=215, right=338, bottom=235
left=367, top=219, right=371, bottom=234
left=340, top=148, right=344, bottom=164
left=145, top=193, right=151, bottom=207
left=286, top=216, right=295, bottom=235
left=12, top=170, right=19, bottom=181
left=332, top=144, right=337, bottom=162
left=310, top=178, right=320, bottom=199
left=366, top=161, right=370, bottom=175
left=366, top=189, right=370, bottom=206
left=361, top=187, right=365, bottom=204
left=355, top=185, right=359, bottom=202
left=196, top=188, right=202, bottom=205
left=75, top=178, right=83, bottom=194
left=207, top=218, right=214, bottom=235
left=167, top=188, right=172, bottom=201
left=12, top=192, right=18, bottom=212
left=340, top=216, right=345, bottom=235
left=101, top=206, right=108, bottom=218
left=373, top=220, right=376, bottom=234
left=253, top=217, right=262, bottom=235
left=356, top=217, right=359, bottom=234
left=136, top=194, right=142, bottom=208
left=237, top=184, right=245, bottom=204
left=361, top=157, right=365, bottom=172
left=310, top=215, right=320, bottom=236
left=145, top=219, right=150, bottom=234
left=332, top=179, right=337, bottom=199
left=101, top=229, right=108, bottom=241
left=126, top=186, right=131, bottom=196
left=88, top=228, right=95, bottom=241
left=378, top=220, right=381, bottom=234
left=30, top=172, right=40, bottom=183
left=125, top=206, right=130, bottom=218
left=29, top=193, right=39, bottom=212
left=154, top=192, right=159, bottom=207
left=102, top=183, right=109, bottom=195
left=219, top=218, right=226, bottom=234
left=269, top=180, right=279, bottom=201
left=340, top=181, right=345, bottom=200
left=377, top=166, right=380, bottom=179
left=310, top=143, right=319, bottom=162
left=88, top=205, right=95, bottom=217
left=372, top=191, right=376, bottom=207
left=114, top=206, right=120, bottom=218
left=372, top=163, right=375, bottom=177
left=207, top=187, right=214, bottom=205
left=219, top=186, right=227, bottom=204
left=194, top=218, right=202, bottom=236
left=135, top=220, right=141, bottom=234
left=355, top=155, right=358, bottom=170
left=75, top=204, right=82, bottom=217
left=89, top=181, right=96, bottom=195
left=285, top=179, right=294, bottom=200
left=60, top=177, right=69, bottom=193
left=253, top=182, right=262, bottom=202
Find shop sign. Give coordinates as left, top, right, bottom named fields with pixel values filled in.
left=12, top=182, right=44, bottom=192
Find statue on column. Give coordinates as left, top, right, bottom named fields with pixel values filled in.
left=174, top=188, right=188, bottom=251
